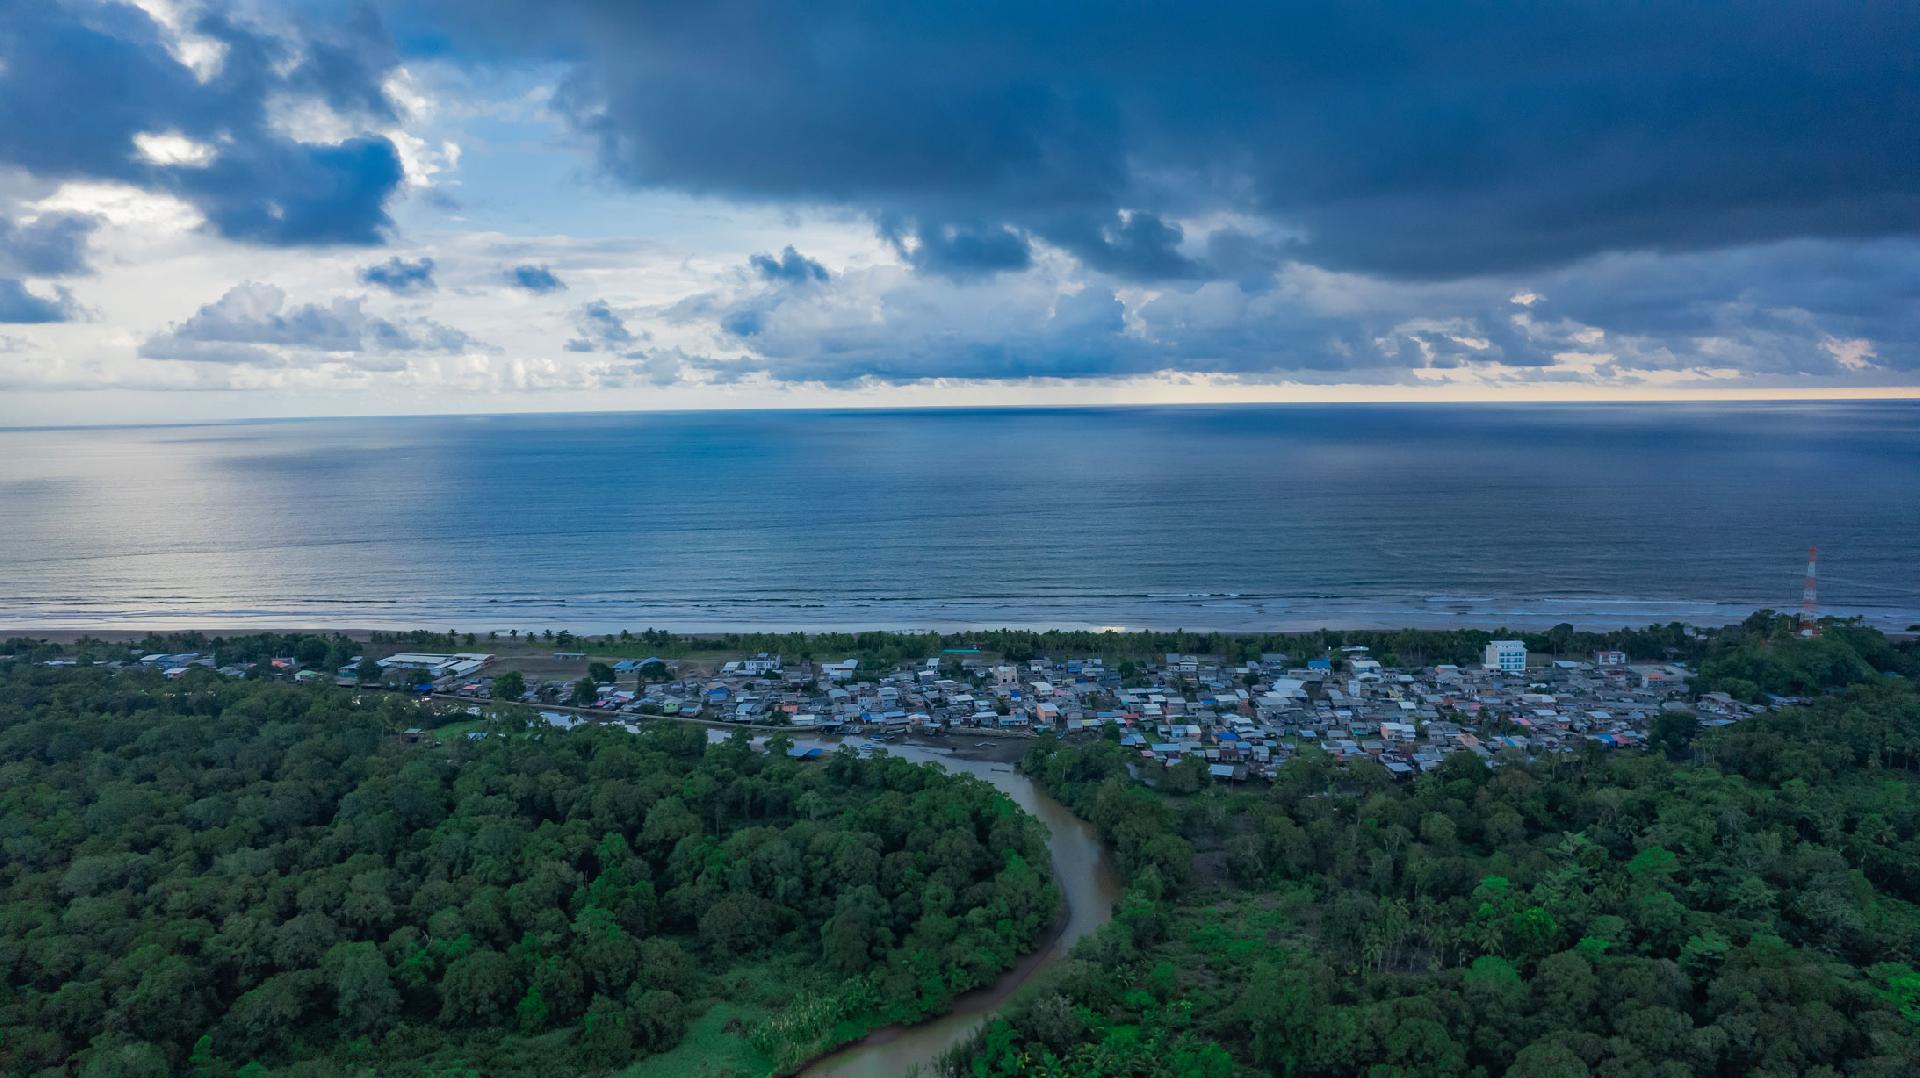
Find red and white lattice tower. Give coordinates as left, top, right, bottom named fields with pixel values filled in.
left=1799, top=545, right=1820, bottom=637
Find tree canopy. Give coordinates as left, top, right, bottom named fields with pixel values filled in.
left=0, top=660, right=1056, bottom=1075
left=955, top=674, right=1920, bottom=1076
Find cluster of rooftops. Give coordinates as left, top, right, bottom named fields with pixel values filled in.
left=455, top=645, right=1760, bottom=780
left=36, top=640, right=1775, bottom=781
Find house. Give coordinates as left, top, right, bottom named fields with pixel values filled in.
left=821, top=659, right=859, bottom=682
left=1593, top=650, right=1628, bottom=666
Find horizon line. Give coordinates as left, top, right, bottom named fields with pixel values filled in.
left=4, top=387, right=1919, bottom=433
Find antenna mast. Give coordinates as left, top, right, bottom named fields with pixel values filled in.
left=1799, top=545, right=1820, bottom=637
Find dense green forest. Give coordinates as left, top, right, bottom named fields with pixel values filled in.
left=5, top=621, right=1917, bottom=1076
left=1692, top=619, right=1917, bottom=701
left=953, top=672, right=1920, bottom=1075
left=0, top=664, right=1056, bottom=1076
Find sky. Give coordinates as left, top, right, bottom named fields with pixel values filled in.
left=0, top=0, right=1916, bottom=425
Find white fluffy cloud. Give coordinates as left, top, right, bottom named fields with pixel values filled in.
left=141, top=282, right=477, bottom=369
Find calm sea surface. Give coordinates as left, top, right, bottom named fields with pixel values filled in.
left=2, top=403, right=1916, bottom=633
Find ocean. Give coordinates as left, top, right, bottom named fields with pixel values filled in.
left=2, top=402, right=1916, bottom=634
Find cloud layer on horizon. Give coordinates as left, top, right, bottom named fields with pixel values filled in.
left=0, top=0, right=1915, bottom=415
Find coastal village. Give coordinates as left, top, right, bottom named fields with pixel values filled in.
left=83, top=634, right=1764, bottom=782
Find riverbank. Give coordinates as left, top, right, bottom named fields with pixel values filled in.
left=790, top=737, right=1119, bottom=1077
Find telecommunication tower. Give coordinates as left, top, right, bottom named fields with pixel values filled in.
left=1799, top=545, right=1820, bottom=637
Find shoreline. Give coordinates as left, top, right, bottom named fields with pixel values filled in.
left=8, top=618, right=1916, bottom=644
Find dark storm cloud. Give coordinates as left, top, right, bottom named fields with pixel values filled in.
left=141, top=282, right=473, bottom=365
left=749, top=246, right=829, bottom=284
left=360, top=256, right=437, bottom=293
left=0, top=214, right=97, bottom=277
left=505, top=264, right=566, bottom=293
left=882, top=219, right=1033, bottom=280
left=0, top=279, right=79, bottom=324
left=284, top=5, right=404, bottom=123
left=178, top=137, right=404, bottom=246
left=0, top=0, right=405, bottom=246
left=1043, top=211, right=1200, bottom=280
left=388, top=0, right=1920, bottom=281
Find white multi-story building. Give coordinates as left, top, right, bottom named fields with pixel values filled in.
left=1485, top=640, right=1527, bottom=674
left=736, top=653, right=782, bottom=675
